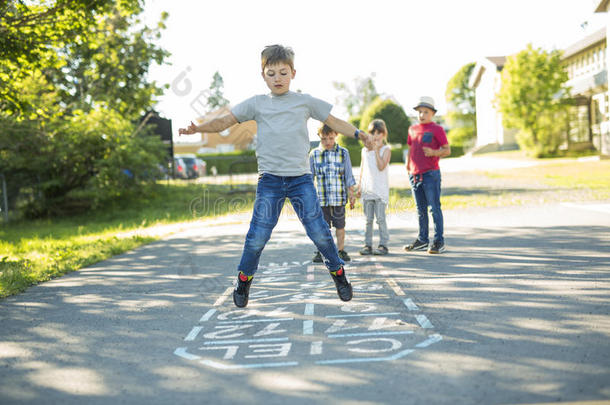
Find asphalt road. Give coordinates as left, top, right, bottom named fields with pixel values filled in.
left=1, top=201, right=610, bottom=405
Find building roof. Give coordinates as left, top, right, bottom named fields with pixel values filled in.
left=486, top=56, right=506, bottom=68
left=563, top=27, right=606, bottom=59
left=595, top=0, right=609, bottom=12
left=468, top=56, right=507, bottom=88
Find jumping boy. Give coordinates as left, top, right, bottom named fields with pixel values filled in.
left=179, top=45, right=371, bottom=307
left=309, top=124, right=357, bottom=264
left=403, top=96, right=451, bottom=254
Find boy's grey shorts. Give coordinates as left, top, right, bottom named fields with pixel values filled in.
left=321, top=205, right=346, bottom=229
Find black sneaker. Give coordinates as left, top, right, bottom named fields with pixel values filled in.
left=338, top=250, right=351, bottom=262
left=329, top=267, right=353, bottom=301
left=359, top=245, right=373, bottom=255
left=312, top=251, right=323, bottom=263
left=374, top=245, right=388, bottom=255
left=428, top=241, right=446, bottom=254
left=233, top=273, right=253, bottom=308
left=403, top=239, right=428, bottom=251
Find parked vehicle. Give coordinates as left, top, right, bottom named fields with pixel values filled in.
left=175, top=154, right=200, bottom=179
left=173, top=157, right=189, bottom=179
left=195, top=158, right=207, bottom=177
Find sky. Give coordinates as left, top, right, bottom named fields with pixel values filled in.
left=141, top=0, right=607, bottom=142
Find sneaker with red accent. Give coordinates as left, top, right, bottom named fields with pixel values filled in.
left=233, top=272, right=253, bottom=308
left=329, top=267, right=353, bottom=301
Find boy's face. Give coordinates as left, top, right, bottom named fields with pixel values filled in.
left=320, top=132, right=337, bottom=150
left=416, top=107, right=435, bottom=124
left=262, top=62, right=295, bottom=95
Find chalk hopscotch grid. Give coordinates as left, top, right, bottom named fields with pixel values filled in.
left=175, top=259, right=442, bottom=368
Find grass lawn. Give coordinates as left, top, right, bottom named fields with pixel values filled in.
left=388, top=158, right=610, bottom=211
left=0, top=182, right=256, bottom=298
left=1, top=157, right=609, bottom=298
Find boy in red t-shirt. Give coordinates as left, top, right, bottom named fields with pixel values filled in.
left=404, top=96, right=451, bottom=254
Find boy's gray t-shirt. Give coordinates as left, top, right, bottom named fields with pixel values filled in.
left=231, top=91, right=332, bottom=176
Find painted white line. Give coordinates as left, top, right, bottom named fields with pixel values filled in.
left=200, top=309, right=217, bottom=322
left=385, top=278, right=405, bottom=296
left=307, top=265, right=315, bottom=281
left=214, top=286, right=233, bottom=307
left=561, top=202, right=610, bottom=214
left=303, top=320, right=314, bottom=335
left=316, top=348, right=415, bottom=365
left=415, top=314, right=434, bottom=329
left=217, top=317, right=294, bottom=324
left=403, top=298, right=419, bottom=311
left=174, top=347, right=201, bottom=361
left=328, top=331, right=414, bottom=338
left=416, top=334, right=443, bottom=348
left=326, top=312, right=400, bottom=318
left=310, top=341, right=323, bottom=355
left=304, top=303, right=315, bottom=316
left=203, top=337, right=289, bottom=345
left=200, top=359, right=298, bottom=369
left=373, top=260, right=405, bottom=296
left=184, top=326, right=203, bottom=341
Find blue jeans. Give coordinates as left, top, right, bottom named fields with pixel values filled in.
left=409, top=169, right=444, bottom=244
left=238, top=173, right=344, bottom=276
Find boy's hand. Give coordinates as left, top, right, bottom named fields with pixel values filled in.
left=422, top=146, right=436, bottom=157
left=178, top=121, right=199, bottom=136
left=359, top=131, right=372, bottom=145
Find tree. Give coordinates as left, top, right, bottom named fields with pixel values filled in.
left=360, top=98, right=411, bottom=145
left=332, top=73, right=380, bottom=117
left=0, top=0, right=145, bottom=115
left=0, top=1, right=170, bottom=217
left=445, top=62, right=476, bottom=148
left=496, top=44, right=570, bottom=156
left=206, top=71, right=230, bottom=110
left=43, top=7, right=169, bottom=121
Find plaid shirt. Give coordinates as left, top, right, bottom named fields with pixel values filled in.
left=309, top=144, right=356, bottom=206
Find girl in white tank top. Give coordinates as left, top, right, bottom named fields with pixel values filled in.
left=357, top=119, right=391, bottom=255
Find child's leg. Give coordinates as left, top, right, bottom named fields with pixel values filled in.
left=373, top=200, right=390, bottom=246
left=410, top=175, right=430, bottom=243
left=363, top=199, right=375, bottom=247
left=422, top=170, right=444, bottom=243
left=330, top=206, right=346, bottom=250
left=237, top=174, right=285, bottom=276
left=287, top=175, right=343, bottom=271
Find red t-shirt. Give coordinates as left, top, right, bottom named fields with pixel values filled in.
left=407, top=122, right=449, bottom=174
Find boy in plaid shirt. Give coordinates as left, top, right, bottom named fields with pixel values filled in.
left=309, top=124, right=357, bottom=263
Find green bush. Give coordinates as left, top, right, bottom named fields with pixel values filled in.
left=360, top=98, right=411, bottom=145
left=447, top=126, right=475, bottom=148
left=0, top=109, right=166, bottom=218
left=198, top=150, right=257, bottom=175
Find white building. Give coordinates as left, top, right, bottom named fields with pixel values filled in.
left=469, top=56, right=517, bottom=150
left=594, top=0, right=610, bottom=156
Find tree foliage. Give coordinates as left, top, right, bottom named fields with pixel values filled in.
left=0, top=1, right=169, bottom=218
left=360, top=98, right=411, bottom=145
left=445, top=62, right=476, bottom=148
left=332, top=73, right=380, bottom=117
left=206, top=71, right=230, bottom=110
left=496, top=44, right=570, bottom=156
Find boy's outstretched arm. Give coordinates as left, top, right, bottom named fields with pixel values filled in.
left=324, top=114, right=371, bottom=144
left=178, top=112, right=238, bottom=135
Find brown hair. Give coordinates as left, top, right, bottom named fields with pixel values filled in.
left=317, top=124, right=336, bottom=137
left=261, top=44, right=295, bottom=72
left=368, top=119, right=388, bottom=137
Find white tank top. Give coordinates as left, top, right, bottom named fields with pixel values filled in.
left=360, top=145, right=390, bottom=204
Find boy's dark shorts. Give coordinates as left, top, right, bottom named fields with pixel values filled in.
left=321, top=206, right=346, bottom=229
